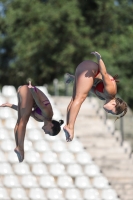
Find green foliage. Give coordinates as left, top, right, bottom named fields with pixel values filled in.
left=0, top=0, right=92, bottom=86
left=78, top=0, right=133, bottom=108
left=0, top=0, right=133, bottom=108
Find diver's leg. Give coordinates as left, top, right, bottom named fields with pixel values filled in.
left=64, top=75, right=94, bottom=142
left=14, top=86, right=34, bottom=162
left=14, top=90, right=21, bottom=147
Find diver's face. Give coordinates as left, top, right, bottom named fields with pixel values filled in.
left=42, top=122, right=53, bottom=135
left=103, top=107, right=116, bottom=115
left=103, top=102, right=116, bottom=115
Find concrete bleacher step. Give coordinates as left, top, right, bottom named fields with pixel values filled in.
left=53, top=96, right=133, bottom=200
left=0, top=87, right=132, bottom=200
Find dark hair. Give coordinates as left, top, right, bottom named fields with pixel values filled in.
left=115, top=98, right=128, bottom=121
left=50, top=119, right=64, bottom=136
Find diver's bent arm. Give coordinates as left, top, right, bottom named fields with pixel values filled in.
left=91, top=51, right=112, bottom=87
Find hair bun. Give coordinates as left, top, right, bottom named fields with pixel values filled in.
left=59, top=120, right=64, bottom=126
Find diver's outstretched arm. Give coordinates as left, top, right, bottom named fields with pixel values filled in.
left=0, top=103, right=18, bottom=111
left=0, top=103, right=39, bottom=121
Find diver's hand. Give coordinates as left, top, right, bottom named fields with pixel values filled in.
left=91, top=51, right=101, bottom=61
left=0, top=103, right=12, bottom=108
left=66, top=73, right=75, bottom=84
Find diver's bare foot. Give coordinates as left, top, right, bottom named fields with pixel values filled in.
left=14, top=147, right=24, bottom=163
left=91, top=51, right=101, bottom=60
left=63, top=125, right=74, bottom=142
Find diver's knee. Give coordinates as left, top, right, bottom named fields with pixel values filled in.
left=19, top=116, right=29, bottom=125
left=75, top=94, right=86, bottom=103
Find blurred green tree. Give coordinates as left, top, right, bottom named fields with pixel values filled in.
left=0, top=0, right=92, bottom=86
left=78, top=0, right=133, bottom=107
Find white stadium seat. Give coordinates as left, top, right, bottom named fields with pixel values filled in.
left=42, top=151, right=58, bottom=164
left=68, top=140, right=84, bottom=153
left=10, top=130, right=17, bottom=140
left=10, top=187, right=28, bottom=200
left=75, top=176, right=91, bottom=189
left=65, top=188, right=82, bottom=200
left=0, top=163, right=13, bottom=175
left=3, top=175, right=20, bottom=188
left=57, top=175, right=74, bottom=188
left=2, top=85, right=16, bottom=97
left=76, top=151, right=93, bottom=165
left=0, top=95, right=7, bottom=105
left=13, top=163, right=31, bottom=175
left=27, top=128, right=43, bottom=141
left=1, top=139, right=15, bottom=152
left=32, top=163, right=48, bottom=176
left=93, top=176, right=110, bottom=189
left=49, top=163, right=66, bottom=176
left=24, top=140, right=33, bottom=151
left=47, top=188, right=64, bottom=200
left=0, top=120, right=4, bottom=128
left=51, top=140, right=67, bottom=152
left=26, top=118, right=38, bottom=129
left=59, top=151, right=76, bottom=165
left=101, top=189, right=118, bottom=200
left=0, top=108, right=14, bottom=119
left=8, top=96, right=18, bottom=105
left=39, top=175, right=56, bottom=188
left=0, top=187, right=10, bottom=200
left=52, top=108, right=62, bottom=120
left=21, top=175, right=38, bottom=188
left=34, top=140, right=50, bottom=152
left=83, top=188, right=100, bottom=200
left=44, top=133, right=60, bottom=142
left=0, top=151, right=7, bottom=162
left=67, top=164, right=83, bottom=177
left=0, top=128, right=10, bottom=140
left=29, top=188, right=47, bottom=200
left=35, top=121, right=44, bottom=129
left=7, top=151, right=19, bottom=164
left=25, top=151, right=41, bottom=163
left=4, top=117, right=16, bottom=129
left=0, top=180, right=3, bottom=187
left=84, top=164, right=101, bottom=177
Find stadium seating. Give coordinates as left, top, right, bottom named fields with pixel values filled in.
left=0, top=85, right=122, bottom=200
